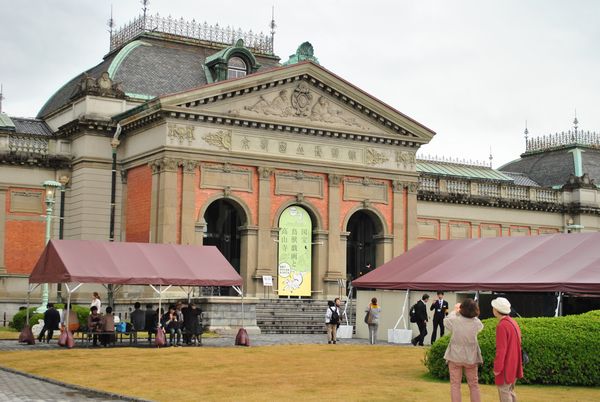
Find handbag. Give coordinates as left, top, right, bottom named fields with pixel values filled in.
left=364, top=308, right=371, bottom=324
left=58, top=329, right=68, bottom=347
left=155, top=326, right=167, bottom=348
left=18, top=325, right=35, bottom=345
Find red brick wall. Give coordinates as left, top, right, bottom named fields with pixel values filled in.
left=126, top=165, right=152, bottom=242
left=4, top=188, right=46, bottom=274
left=338, top=178, right=393, bottom=233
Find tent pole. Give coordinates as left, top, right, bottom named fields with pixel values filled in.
left=158, top=285, right=162, bottom=328
left=554, top=292, right=562, bottom=317
left=474, top=290, right=480, bottom=302
left=65, top=284, right=72, bottom=330
left=402, top=289, right=410, bottom=329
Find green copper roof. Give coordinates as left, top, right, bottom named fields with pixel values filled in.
left=417, top=161, right=514, bottom=182
left=0, top=112, right=15, bottom=130
left=108, top=40, right=151, bottom=79
left=283, top=42, right=319, bottom=66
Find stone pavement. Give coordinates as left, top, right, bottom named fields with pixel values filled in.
left=0, top=334, right=409, bottom=401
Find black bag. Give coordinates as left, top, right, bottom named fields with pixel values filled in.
left=364, top=310, right=370, bottom=324
left=329, top=307, right=339, bottom=325
left=409, top=304, right=417, bottom=323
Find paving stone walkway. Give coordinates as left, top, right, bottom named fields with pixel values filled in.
left=0, top=334, right=408, bottom=401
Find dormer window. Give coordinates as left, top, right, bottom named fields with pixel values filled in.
left=227, top=56, right=247, bottom=79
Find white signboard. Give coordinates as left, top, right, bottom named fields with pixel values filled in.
left=262, top=275, right=273, bottom=287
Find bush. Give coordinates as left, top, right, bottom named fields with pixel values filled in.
left=10, top=304, right=90, bottom=331
left=424, top=310, right=600, bottom=386
left=10, top=308, right=43, bottom=331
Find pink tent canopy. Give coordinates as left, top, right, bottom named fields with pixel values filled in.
left=352, top=232, right=600, bottom=293
left=29, top=240, right=242, bottom=286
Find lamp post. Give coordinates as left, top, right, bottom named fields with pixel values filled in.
left=36, top=180, right=62, bottom=313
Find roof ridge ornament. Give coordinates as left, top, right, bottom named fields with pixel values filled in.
left=283, top=42, right=320, bottom=66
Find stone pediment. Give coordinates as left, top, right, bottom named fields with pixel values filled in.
left=158, top=63, right=435, bottom=145
left=194, top=81, right=383, bottom=134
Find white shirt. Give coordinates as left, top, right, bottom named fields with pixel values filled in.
left=91, top=298, right=101, bottom=311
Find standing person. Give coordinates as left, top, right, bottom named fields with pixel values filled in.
left=491, top=297, right=523, bottom=402
left=182, top=301, right=202, bottom=345
left=411, top=294, right=430, bottom=346
left=365, top=297, right=381, bottom=344
left=38, top=303, right=60, bottom=343
left=325, top=300, right=340, bottom=344
left=90, top=292, right=101, bottom=311
left=431, top=291, right=449, bottom=343
left=130, top=302, right=145, bottom=343
left=444, top=299, right=484, bottom=402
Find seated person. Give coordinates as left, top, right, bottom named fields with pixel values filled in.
left=61, top=303, right=80, bottom=332
left=161, top=305, right=182, bottom=346
left=145, top=304, right=157, bottom=343
left=87, top=306, right=102, bottom=346
left=99, top=306, right=115, bottom=347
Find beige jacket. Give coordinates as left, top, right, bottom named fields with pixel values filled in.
left=443, top=311, right=484, bottom=365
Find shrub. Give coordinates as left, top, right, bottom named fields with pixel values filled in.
left=10, top=304, right=90, bottom=331
left=10, top=308, right=43, bottom=331
left=424, top=310, right=600, bottom=386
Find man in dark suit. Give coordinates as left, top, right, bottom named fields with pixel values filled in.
left=38, top=303, right=61, bottom=343
left=430, top=291, right=449, bottom=343
left=411, top=294, right=430, bottom=346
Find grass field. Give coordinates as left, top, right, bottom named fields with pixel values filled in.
left=1, top=344, right=599, bottom=401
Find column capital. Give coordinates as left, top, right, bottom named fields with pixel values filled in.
left=257, top=166, right=274, bottom=180
left=179, top=159, right=199, bottom=174
left=328, top=173, right=342, bottom=186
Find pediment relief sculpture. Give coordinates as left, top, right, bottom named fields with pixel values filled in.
left=222, top=82, right=370, bottom=131
left=202, top=129, right=232, bottom=151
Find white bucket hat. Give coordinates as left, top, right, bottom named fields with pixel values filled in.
left=491, top=297, right=511, bottom=315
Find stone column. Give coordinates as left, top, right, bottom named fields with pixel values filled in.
left=255, top=167, right=274, bottom=278
left=149, top=161, right=160, bottom=243
left=119, top=170, right=127, bottom=242
left=0, top=186, right=6, bottom=273
left=325, top=174, right=343, bottom=281
left=239, top=225, right=258, bottom=295
left=180, top=160, right=198, bottom=245
left=406, top=181, right=419, bottom=250
left=375, top=234, right=394, bottom=263
left=392, top=180, right=405, bottom=256
left=150, top=157, right=179, bottom=244
left=312, top=229, right=328, bottom=298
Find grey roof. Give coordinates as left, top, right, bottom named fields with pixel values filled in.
left=499, top=146, right=600, bottom=187
left=37, top=34, right=280, bottom=119
left=1, top=116, right=54, bottom=136
left=501, top=172, right=540, bottom=187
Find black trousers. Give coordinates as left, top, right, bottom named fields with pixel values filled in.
left=413, top=321, right=428, bottom=346
left=38, top=325, right=55, bottom=342
left=431, top=318, right=445, bottom=343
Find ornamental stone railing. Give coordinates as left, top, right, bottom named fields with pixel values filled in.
left=419, top=176, right=562, bottom=205
left=8, top=135, right=48, bottom=155
left=110, top=13, right=274, bottom=55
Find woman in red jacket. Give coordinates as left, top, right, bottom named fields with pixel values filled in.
left=491, top=297, right=523, bottom=402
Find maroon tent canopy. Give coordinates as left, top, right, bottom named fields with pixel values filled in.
left=29, top=240, right=242, bottom=286
left=352, top=232, right=600, bottom=293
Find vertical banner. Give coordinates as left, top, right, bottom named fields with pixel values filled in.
left=278, top=206, right=312, bottom=297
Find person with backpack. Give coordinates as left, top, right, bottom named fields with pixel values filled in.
left=411, top=294, right=430, bottom=346
left=325, top=300, right=340, bottom=344
left=365, top=297, right=381, bottom=344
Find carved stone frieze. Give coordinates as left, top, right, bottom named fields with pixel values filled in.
left=168, top=124, right=195, bottom=145
left=291, top=82, right=313, bottom=117
left=202, top=129, right=231, bottom=150
left=244, top=89, right=292, bottom=117
left=365, top=148, right=390, bottom=166
left=395, top=150, right=416, bottom=168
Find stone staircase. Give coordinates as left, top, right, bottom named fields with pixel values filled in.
left=256, top=299, right=356, bottom=334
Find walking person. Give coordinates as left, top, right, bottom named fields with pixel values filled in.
left=365, top=297, right=381, bottom=344
left=411, top=294, right=430, bottom=346
left=444, top=299, right=483, bottom=402
left=491, top=297, right=523, bottom=402
left=325, top=300, right=340, bottom=344
left=431, top=291, right=449, bottom=343
left=37, top=303, right=60, bottom=343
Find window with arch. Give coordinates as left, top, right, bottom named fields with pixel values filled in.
left=227, top=56, right=247, bottom=79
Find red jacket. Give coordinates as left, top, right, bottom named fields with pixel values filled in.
left=494, top=316, right=524, bottom=385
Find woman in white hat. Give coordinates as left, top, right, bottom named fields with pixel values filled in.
left=491, top=297, right=523, bottom=402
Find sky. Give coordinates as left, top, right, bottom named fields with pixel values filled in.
left=1, top=0, right=599, bottom=167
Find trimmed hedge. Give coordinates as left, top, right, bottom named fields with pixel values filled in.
left=10, top=305, right=90, bottom=331
left=424, top=310, right=600, bottom=386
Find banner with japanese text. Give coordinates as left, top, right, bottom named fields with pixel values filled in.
left=278, top=206, right=312, bottom=297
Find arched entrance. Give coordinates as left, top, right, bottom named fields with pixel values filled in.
left=203, top=199, right=243, bottom=272
left=346, top=210, right=381, bottom=282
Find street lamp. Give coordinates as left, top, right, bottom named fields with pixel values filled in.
left=36, top=179, right=62, bottom=313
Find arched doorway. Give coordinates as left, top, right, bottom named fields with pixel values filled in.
left=203, top=199, right=242, bottom=272
left=346, top=210, right=379, bottom=283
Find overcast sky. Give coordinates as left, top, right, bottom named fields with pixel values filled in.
left=1, top=0, right=599, bottom=167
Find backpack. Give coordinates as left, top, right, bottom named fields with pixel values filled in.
left=329, top=307, right=340, bottom=325
left=409, top=304, right=417, bottom=323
